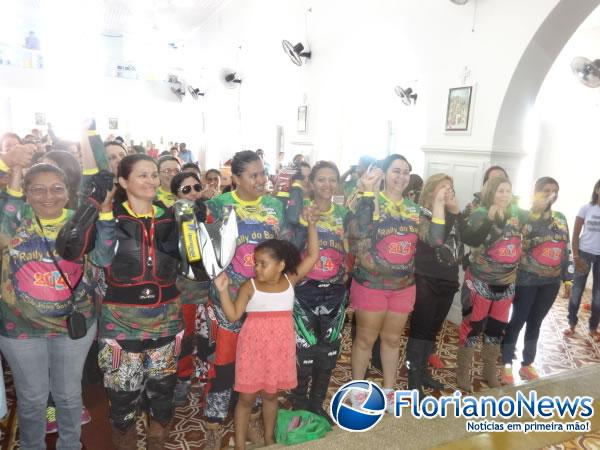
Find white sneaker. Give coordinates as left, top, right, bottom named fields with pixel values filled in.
left=383, top=388, right=395, bottom=414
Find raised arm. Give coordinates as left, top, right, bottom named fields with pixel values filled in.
left=289, top=205, right=320, bottom=284
left=214, top=275, right=252, bottom=322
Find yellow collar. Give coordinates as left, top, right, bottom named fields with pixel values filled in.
left=122, top=201, right=157, bottom=219
left=380, top=192, right=404, bottom=207
left=38, top=209, right=69, bottom=226
left=232, top=190, right=261, bottom=206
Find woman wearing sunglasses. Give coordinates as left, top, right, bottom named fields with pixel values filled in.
left=169, top=171, right=210, bottom=406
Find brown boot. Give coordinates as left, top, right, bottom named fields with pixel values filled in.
left=246, top=410, right=265, bottom=445
left=481, top=343, right=501, bottom=388
left=204, top=421, right=223, bottom=450
left=147, top=419, right=172, bottom=450
left=111, top=424, right=138, bottom=450
left=456, top=346, right=475, bottom=392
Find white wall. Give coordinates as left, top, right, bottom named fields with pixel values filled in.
left=186, top=0, right=564, bottom=175
left=534, top=25, right=600, bottom=229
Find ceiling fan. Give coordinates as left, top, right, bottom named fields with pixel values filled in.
left=187, top=86, right=205, bottom=99
left=282, top=40, right=312, bottom=66
left=394, top=86, right=418, bottom=105
left=571, top=57, right=600, bottom=88
left=221, top=69, right=242, bottom=89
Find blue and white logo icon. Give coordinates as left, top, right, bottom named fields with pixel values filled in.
left=330, top=380, right=386, bottom=432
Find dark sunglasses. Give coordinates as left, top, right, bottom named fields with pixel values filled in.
left=179, top=183, right=202, bottom=195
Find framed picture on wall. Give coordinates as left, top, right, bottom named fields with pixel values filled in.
left=297, top=105, right=307, bottom=133
left=445, top=86, right=473, bottom=132
left=108, top=117, right=119, bottom=130
left=34, top=112, right=46, bottom=126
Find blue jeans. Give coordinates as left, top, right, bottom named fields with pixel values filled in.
left=567, top=250, right=600, bottom=330
left=501, top=282, right=560, bottom=366
left=0, top=323, right=96, bottom=450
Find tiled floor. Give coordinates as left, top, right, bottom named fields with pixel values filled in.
left=1, top=291, right=598, bottom=449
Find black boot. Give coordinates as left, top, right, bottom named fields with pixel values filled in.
left=405, top=337, right=424, bottom=398
left=421, top=340, right=444, bottom=391
left=289, top=362, right=312, bottom=410
left=308, top=367, right=334, bottom=425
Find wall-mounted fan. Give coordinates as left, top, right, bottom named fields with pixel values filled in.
left=220, top=69, right=242, bottom=89
left=187, top=86, right=205, bottom=100
left=571, top=57, right=600, bottom=88
left=394, top=86, right=418, bottom=105
left=282, top=40, right=312, bottom=66
left=168, top=74, right=185, bottom=101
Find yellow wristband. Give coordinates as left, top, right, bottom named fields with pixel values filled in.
left=563, top=281, right=572, bottom=286
left=87, top=130, right=99, bottom=136
left=99, top=211, right=114, bottom=221
left=431, top=217, right=445, bottom=225
left=360, top=192, right=375, bottom=198
left=291, top=181, right=304, bottom=189
left=83, top=168, right=99, bottom=176
left=6, top=187, right=22, bottom=198
left=0, top=158, right=9, bottom=173
left=276, top=191, right=290, bottom=198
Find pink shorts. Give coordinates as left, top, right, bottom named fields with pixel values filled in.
left=350, top=280, right=416, bottom=314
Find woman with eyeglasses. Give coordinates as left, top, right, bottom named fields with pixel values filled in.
left=0, top=162, right=96, bottom=449
left=156, top=156, right=181, bottom=207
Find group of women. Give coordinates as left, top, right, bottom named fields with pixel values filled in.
left=0, top=127, right=596, bottom=450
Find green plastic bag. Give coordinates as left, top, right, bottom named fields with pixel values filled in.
left=275, top=409, right=332, bottom=445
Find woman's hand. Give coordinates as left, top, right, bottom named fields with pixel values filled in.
left=100, top=183, right=116, bottom=213
left=561, top=283, right=572, bottom=299
left=573, top=255, right=587, bottom=274
left=200, top=186, right=218, bottom=199
left=302, top=204, right=320, bottom=226
left=488, top=204, right=504, bottom=221
left=358, top=167, right=383, bottom=192
left=214, top=272, right=229, bottom=292
left=444, top=188, right=460, bottom=214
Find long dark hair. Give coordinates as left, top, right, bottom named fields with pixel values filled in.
left=115, top=154, right=157, bottom=204
left=591, top=179, right=600, bottom=205
left=254, top=239, right=301, bottom=275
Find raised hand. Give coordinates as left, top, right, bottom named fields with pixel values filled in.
left=214, top=272, right=229, bottom=292
left=488, top=204, right=504, bottom=221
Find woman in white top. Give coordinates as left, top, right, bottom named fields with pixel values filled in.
left=565, top=179, right=600, bottom=337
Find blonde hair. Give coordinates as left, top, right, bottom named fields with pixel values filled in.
left=419, top=173, right=453, bottom=210
left=480, top=176, right=511, bottom=209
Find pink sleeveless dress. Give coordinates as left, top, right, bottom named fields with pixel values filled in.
left=234, top=275, right=297, bottom=394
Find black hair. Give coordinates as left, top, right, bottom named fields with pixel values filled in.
left=483, top=165, right=508, bottom=184
left=38, top=151, right=82, bottom=209
left=534, top=176, right=559, bottom=192
left=170, top=171, right=201, bottom=196
left=591, top=179, right=600, bottom=205
left=402, top=173, right=424, bottom=199
left=104, top=140, right=128, bottom=153
left=205, top=168, right=221, bottom=178
left=157, top=155, right=181, bottom=170
left=299, top=161, right=311, bottom=170
left=132, top=145, right=146, bottom=154
left=24, top=163, right=67, bottom=193
left=254, top=239, right=302, bottom=275
left=115, top=154, right=157, bottom=204
left=182, top=162, right=200, bottom=173
left=309, top=161, right=340, bottom=183
left=231, top=150, right=261, bottom=176
left=380, top=153, right=412, bottom=173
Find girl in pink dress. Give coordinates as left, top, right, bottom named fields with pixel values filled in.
left=215, top=206, right=319, bottom=449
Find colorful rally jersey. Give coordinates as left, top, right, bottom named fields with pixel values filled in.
left=0, top=200, right=95, bottom=339
left=206, top=191, right=284, bottom=306
left=467, top=206, right=527, bottom=285
left=351, top=193, right=444, bottom=290
left=294, top=201, right=349, bottom=284
left=517, top=211, right=573, bottom=286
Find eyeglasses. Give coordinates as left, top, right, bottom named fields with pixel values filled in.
left=160, top=169, right=181, bottom=176
left=27, top=185, right=67, bottom=197
left=179, top=183, right=202, bottom=195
